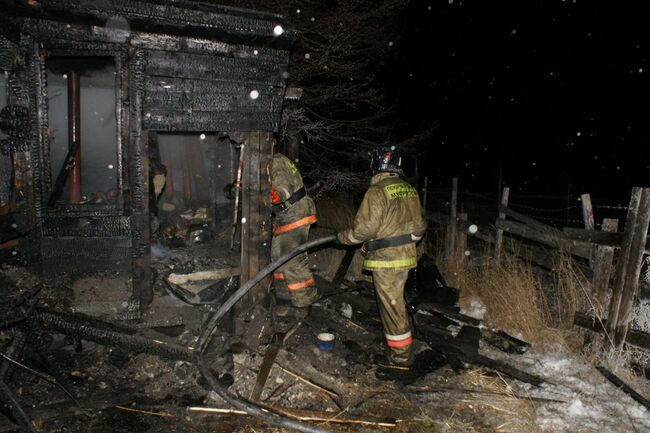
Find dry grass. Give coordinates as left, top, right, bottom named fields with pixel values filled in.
left=435, top=233, right=588, bottom=351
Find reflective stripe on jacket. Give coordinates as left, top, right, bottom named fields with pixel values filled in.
left=271, top=153, right=317, bottom=232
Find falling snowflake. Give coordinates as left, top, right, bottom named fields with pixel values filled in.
left=304, top=53, right=310, bottom=59
left=273, top=25, right=283, bottom=36
left=249, top=90, right=259, bottom=99
left=200, top=134, right=206, bottom=140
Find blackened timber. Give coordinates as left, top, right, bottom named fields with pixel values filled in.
left=145, top=51, right=286, bottom=86
left=596, top=366, right=650, bottom=411
left=574, top=312, right=650, bottom=350
left=144, top=88, right=283, bottom=113
left=144, top=110, right=279, bottom=132
left=128, top=48, right=152, bottom=309
left=19, top=18, right=288, bottom=62
left=3, top=0, right=296, bottom=49
left=416, top=323, right=544, bottom=386
left=33, top=308, right=193, bottom=361
left=41, top=216, right=131, bottom=238
left=41, top=238, right=131, bottom=275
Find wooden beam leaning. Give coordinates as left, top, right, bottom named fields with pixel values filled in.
left=613, top=188, right=650, bottom=347
left=495, top=219, right=592, bottom=259
left=592, top=219, right=619, bottom=314
left=607, top=188, right=644, bottom=342
left=237, top=132, right=273, bottom=330
left=494, top=187, right=510, bottom=259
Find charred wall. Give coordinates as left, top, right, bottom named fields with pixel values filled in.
left=1, top=2, right=291, bottom=304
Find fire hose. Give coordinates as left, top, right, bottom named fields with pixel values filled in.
left=195, top=234, right=337, bottom=433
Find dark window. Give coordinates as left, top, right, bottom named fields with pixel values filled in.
left=46, top=57, right=118, bottom=205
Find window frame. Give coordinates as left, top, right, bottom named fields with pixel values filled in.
left=41, top=49, right=127, bottom=217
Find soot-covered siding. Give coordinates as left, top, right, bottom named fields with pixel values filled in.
left=0, top=0, right=293, bottom=313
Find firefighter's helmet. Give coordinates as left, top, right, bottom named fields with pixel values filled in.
left=369, top=144, right=403, bottom=175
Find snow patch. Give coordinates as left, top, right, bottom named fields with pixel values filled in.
left=461, top=296, right=486, bottom=320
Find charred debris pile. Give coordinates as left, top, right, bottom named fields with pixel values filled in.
left=0, top=251, right=549, bottom=432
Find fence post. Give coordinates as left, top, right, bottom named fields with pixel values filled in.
left=581, top=193, right=595, bottom=267
left=494, top=187, right=510, bottom=259
left=592, top=218, right=619, bottom=315
left=445, top=177, right=458, bottom=260
left=607, top=187, right=650, bottom=347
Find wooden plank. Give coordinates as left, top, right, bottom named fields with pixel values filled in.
left=563, top=227, right=650, bottom=253
left=613, top=188, right=650, bottom=346
left=144, top=77, right=279, bottom=96
left=496, top=219, right=592, bottom=259
left=574, top=312, right=650, bottom=351
left=581, top=194, right=595, bottom=230
left=129, top=48, right=152, bottom=310
left=257, top=133, right=273, bottom=304
left=596, top=366, right=650, bottom=411
left=581, top=193, right=596, bottom=267
left=592, top=219, right=619, bottom=314
left=143, top=110, right=279, bottom=132
left=495, top=187, right=510, bottom=259
left=498, top=205, right=565, bottom=237
left=144, top=88, right=283, bottom=113
left=607, top=187, right=644, bottom=341
left=145, top=51, right=286, bottom=86
left=236, top=132, right=273, bottom=333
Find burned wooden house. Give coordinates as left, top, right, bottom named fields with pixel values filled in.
left=0, top=0, right=295, bottom=315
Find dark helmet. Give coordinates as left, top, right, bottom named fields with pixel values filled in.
left=369, top=144, right=403, bottom=175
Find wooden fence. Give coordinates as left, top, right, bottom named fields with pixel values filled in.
left=426, top=178, right=650, bottom=351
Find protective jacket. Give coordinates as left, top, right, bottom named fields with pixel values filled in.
left=270, top=152, right=318, bottom=307
left=271, top=153, right=317, bottom=233
left=338, top=172, right=427, bottom=270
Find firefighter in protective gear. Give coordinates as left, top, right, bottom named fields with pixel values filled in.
left=271, top=150, right=319, bottom=308
left=337, top=144, right=427, bottom=367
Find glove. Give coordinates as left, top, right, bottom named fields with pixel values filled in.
left=360, top=242, right=368, bottom=256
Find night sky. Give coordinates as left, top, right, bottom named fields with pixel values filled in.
left=396, top=1, right=649, bottom=199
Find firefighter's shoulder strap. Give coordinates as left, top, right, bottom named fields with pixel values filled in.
left=273, top=186, right=306, bottom=212
left=365, top=234, right=417, bottom=252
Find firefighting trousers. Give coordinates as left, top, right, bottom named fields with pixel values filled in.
left=372, top=268, right=413, bottom=364
left=271, top=224, right=318, bottom=307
